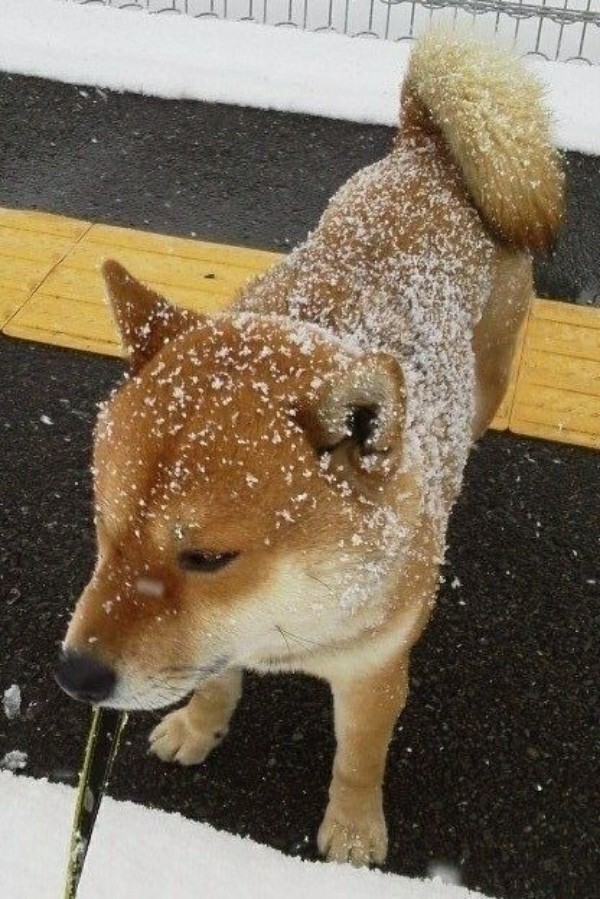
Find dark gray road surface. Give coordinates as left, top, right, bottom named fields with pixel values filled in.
left=0, top=72, right=599, bottom=301
left=0, top=73, right=598, bottom=899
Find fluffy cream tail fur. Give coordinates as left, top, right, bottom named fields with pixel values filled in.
left=404, top=31, right=564, bottom=250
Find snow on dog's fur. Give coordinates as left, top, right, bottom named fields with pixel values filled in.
left=59, top=33, right=563, bottom=866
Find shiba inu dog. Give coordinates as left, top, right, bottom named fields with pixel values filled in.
left=57, top=33, right=563, bottom=866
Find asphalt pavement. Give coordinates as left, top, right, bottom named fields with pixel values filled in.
left=0, top=73, right=598, bottom=899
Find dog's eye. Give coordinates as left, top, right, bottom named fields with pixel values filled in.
left=178, top=550, right=239, bottom=572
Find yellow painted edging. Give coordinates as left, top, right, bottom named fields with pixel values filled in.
left=0, top=208, right=91, bottom=327
left=2, top=212, right=279, bottom=355
left=0, top=208, right=598, bottom=451
left=509, top=299, right=600, bottom=450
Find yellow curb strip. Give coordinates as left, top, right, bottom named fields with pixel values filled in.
left=0, top=209, right=92, bottom=328
left=1, top=208, right=598, bottom=451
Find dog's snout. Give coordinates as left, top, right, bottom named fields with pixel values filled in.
left=55, top=649, right=116, bottom=704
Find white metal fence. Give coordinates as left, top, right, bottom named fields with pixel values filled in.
left=72, top=1, right=600, bottom=64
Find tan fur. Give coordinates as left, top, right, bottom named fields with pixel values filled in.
left=149, top=669, right=243, bottom=765
left=405, top=30, right=564, bottom=249
left=60, top=34, right=564, bottom=867
left=318, top=653, right=410, bottom=865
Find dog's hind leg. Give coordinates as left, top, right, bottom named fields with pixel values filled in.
left=148, top=668, right=243, bottom=766
left=471, top=251, right=532, bottom=440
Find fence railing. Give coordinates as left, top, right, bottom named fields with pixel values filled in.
left=71, top=1, right=600, bottom=64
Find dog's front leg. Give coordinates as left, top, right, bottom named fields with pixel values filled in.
left=318, top=654, right=409, bottom=867
left=148, top=668, right=242, bottom=766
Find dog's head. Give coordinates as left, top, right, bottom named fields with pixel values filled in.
left=57, top=262, right=417, bottom=709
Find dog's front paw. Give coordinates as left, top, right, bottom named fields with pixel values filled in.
left=148, top=707, right=226, bottom=766
left=317, top=801, right=388, bottom=867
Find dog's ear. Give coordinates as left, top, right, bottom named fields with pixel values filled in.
left=102, top=260, right=192, bottom=373
left=300, top=353, right=406, bottom=474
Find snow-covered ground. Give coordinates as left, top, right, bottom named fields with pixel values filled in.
left=1, top=0, right=600, bottom=154
left=72, top=0, right=600, bottom=66
left=0, top=771, right=492, bottom=899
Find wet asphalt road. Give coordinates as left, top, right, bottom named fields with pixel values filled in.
left=0, top=74, right=598, bottom=899
left=0, top=72, right=599, bottom=302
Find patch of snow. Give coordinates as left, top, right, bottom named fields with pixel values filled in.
left=428, top=861, right=463, bottom=886
left=0, top=771, right=495, bottom=899
left=1, top=750, right=28, bottom=771
left=2, top=684, right=21, bottom=720
left=0, top=0, right=598, bottom=154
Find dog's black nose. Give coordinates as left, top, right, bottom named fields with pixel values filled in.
left=55, top=650, right=116, bottom=704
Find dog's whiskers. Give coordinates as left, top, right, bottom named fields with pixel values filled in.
left=275, top=624, right=325, bottom=655
left=275, top=624, right=292, bottom=656
left=306, top=571, right=335, bottom=595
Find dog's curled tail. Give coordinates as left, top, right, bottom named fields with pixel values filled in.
left=403, top=31, right=564, bottom=250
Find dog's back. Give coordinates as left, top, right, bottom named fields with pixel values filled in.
left=237, top=32, right=564, bottom=533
